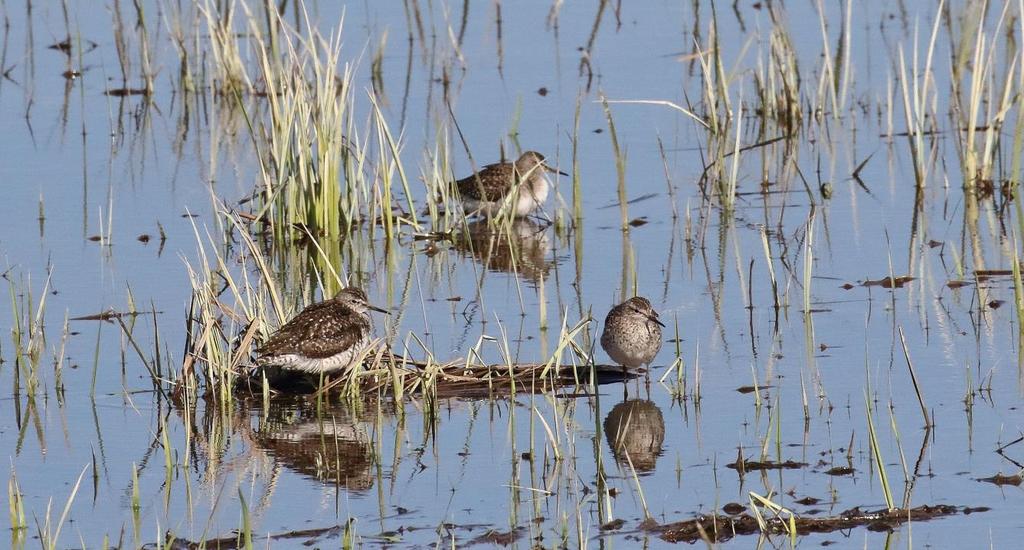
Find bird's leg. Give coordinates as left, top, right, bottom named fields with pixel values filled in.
left=528, top=212, right=554, bottom=227
left=525, top=217, right=552, bottom=235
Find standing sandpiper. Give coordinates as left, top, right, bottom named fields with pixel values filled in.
left=256, top=287, right=389, bottom=375
left=600, top=296, right=665, bottom=371
left=455, top=151, right=566, bottom=218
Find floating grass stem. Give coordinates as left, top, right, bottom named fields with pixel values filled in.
left=865, top=392, right=895, bottom=510
left=898, top=326, right=932, bottom=427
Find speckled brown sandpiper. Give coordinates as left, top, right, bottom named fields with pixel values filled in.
left=256, top=287, right=388, bottom=375
left=455, top=151, right=566, bottom=218
left=600, top=296, right=665, bottom=371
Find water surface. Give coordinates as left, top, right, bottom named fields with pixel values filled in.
left=1, top=1, right=1022, bottom=548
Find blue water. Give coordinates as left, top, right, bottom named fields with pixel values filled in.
left=1, top=1, right=1021, bottom=548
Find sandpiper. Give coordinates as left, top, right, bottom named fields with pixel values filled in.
left=455, top=151, right=566, bottom=218
left=600, top=296, right=665, bottom=371
left=256, top=287, right=388, bottom=375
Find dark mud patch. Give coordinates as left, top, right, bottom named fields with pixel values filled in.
left=651, top=504, right=987, bottom=544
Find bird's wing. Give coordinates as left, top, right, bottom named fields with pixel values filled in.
left=258, top=301, right=330, bottom=356
left=296, top=306, right=371, bottom=359
left=258, top=301, right=369, bottom=360
left=456, top=163, right=515, bottom=201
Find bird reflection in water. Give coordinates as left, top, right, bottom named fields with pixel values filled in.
left=603, top=399, right=665, bottom=472
left=451, top=219, right=554, bottom=284
left=249, top=397, right=375, bottom=491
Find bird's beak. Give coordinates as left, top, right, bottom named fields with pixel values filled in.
left=368, top=303, right=390, bottom=315
left=544, top=164, right=569, bottom=177
left=648, top=313, right=666, bottom=327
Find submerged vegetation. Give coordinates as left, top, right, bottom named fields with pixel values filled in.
left=2, top=0, right=1024, bottom=547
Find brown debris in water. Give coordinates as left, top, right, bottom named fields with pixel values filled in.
left=48, top=39, right=72, bottom=52
left=153, top=523, right=345, bottom=549
left=600, top=519, right=626, bottom=531
left=468, top=527, right=525, bottom=546
left=105, top=87, right=151, bottom=97
left=653, top=504, right=984, bottom=544
left=71, top=309, right=157, bottom=322
left=975, top=268, right=1018, bottom=280
left=234, top=346, right=640, bottom=400
left=721, top=502, right=746, bottom=515
left=862, top=275, right=915, bottom=288
left=736, top=384, right=772, bottom=394
left=727, top=455, right=807, bottom=473
left=977, top=472, right=1023, bottom=486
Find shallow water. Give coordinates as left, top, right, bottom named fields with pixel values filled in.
left=1, top=1, right=1023, bottom=548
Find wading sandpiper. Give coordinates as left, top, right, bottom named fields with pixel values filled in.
left=455, top=151, right=566, bottom=218
left=256, top=287, right=388, bottom=375
left=600, top=296, right=665, bottom=372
